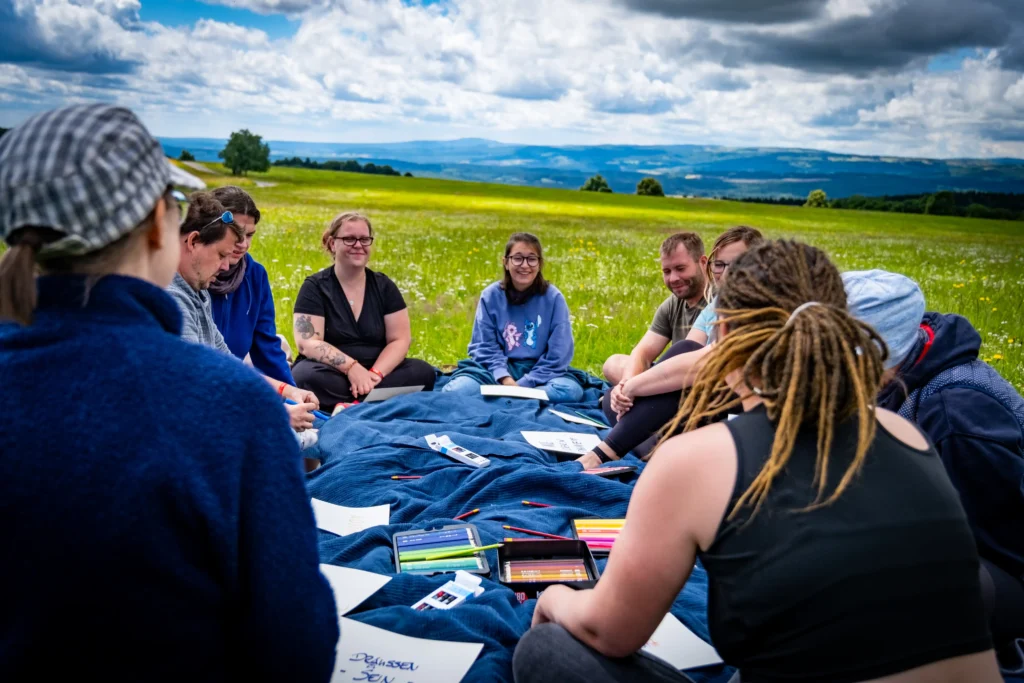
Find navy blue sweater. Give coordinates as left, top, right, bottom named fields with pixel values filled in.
left=210, top=254, right=295, bottom=385
left=879, top=312, right=1024, bottom=580
left=0, top=275, right=338, bottom=682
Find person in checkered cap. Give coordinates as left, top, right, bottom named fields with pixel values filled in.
left=0, top=104, right=338, bottom=681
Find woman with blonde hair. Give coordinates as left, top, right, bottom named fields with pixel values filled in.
left=520, top=240, right=999, bottom=683
left=292, top=211, right=435, bottom=410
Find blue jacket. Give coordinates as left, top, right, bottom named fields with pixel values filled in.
left=0, top=275, right=338, bottom=682
left=880, top=312, right=1024, bottom=579
left=467, top=282, right=575, bottom=388
left=210, top=253, right=295, bottom=385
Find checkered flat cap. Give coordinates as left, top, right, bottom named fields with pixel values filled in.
left=0, top=103, right=170, bottom=257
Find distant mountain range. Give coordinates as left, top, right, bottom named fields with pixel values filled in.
left=159, top=137, right=1024, bottom=199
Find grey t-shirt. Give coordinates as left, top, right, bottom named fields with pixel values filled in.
left=649, top=295, right=707, bottom=345
left=167, top=272, right=231, bottom=354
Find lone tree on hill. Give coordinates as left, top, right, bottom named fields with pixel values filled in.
left=805, top=189, right=828, bottom=208
left=581, top=174, right=612, bottom=192
left=178, top=149, right=195, bottom=162
left=219, top=129, right=270, bottom=176
left=637, top=177, right=665, bottom=197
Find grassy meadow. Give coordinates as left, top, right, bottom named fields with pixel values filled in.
left=177, top=162, right=1024, bottom=392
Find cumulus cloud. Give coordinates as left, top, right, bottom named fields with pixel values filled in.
left=0, top=0, right=1022, bottom=158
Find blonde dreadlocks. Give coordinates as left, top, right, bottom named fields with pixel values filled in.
left=661, top=240, right=888, bottom=519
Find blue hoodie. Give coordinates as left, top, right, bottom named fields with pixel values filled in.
left=468, top=282, right=574, bottom=388
left=879, top=312, right=1024, bottom=580
left=210, top=253, right=294, bottom=385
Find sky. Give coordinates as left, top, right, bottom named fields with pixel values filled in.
left=1, top=0, right=1023, bottom=158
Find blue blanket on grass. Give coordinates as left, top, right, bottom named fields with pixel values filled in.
left=308, top=390, right=734, bottom=683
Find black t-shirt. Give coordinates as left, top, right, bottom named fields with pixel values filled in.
left=293, top=267, right=407, bottom=367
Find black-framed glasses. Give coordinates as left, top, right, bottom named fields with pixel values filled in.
left=335, top=236, right=374, bottom=247
left=711, top=260, right=731, bottom=274
left=508, top=254, right=539, bottom=267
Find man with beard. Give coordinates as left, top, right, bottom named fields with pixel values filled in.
left=602, top=232, right=707, bottom=385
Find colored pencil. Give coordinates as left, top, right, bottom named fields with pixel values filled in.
left=391, top=475, right=422, bottom=480
left=424, top=543, right=503, bottom=561
left=572, top=409, right=610, bottom=428
left=453, top=508, right=480, bottom=520
left=399, top=544, right=478, bottom=561
left=521, top=500, right=551, bottom=508
left=396, top=528, right=472, bottom=548
left=502, top=525, right=573, bottom=541
left=400, top=557, right=482, bottom=571
left=283, top=398, right=332, bottom=422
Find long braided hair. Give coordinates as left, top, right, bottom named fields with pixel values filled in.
left=662, top=240, right=888, bottom=519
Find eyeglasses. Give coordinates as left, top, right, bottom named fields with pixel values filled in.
left=711, top=260, right=731, bottom=274
left=508, top=255, right=540, bottom=267
left=334, top=236, right=374, bottom=247
left=170, top=189, right=189, bottom=224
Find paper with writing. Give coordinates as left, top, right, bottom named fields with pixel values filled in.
left=311, top=499, right=391, bottom=537
left=320, top=564, right=392, bottom=616
left=480, top=385, right=550, bottom=401
left=332, top=616, right=483, bottom=683
left=641, top=614, right=723, bottom=671
left=521, top=431, right=601, bottom=455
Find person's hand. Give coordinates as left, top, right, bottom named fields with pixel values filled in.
left=531, top=584, right=572, bottom=627
left=576, top=452, right=603, bottom=470
left=499, top=376, right=517, bottom=387
left=347, top=364, right=375, bottom=398
left=610, top=380, right=635, bottom=417
left=282, top=385, right=320, bottom=410
left=285, top=402, right=316, bottom=431
left=369, top=372, right=383, bottom=387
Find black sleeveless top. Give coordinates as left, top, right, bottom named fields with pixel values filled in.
left=699, top=406, right=991, bottom=683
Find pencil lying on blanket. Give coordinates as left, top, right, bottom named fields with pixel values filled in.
left=503, top=525, right=573, bottom=541
left=453, top=508, right=480, bottom=521
left=521, top=500, right=551, bottom=508
left=391, top=475, right=422, bottom=480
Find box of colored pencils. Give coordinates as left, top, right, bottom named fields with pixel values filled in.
left=497, top=540, right=600, bottom=599
left=571, top=518, right=625, bottom=556
left=392, top=524, right=491, bottom=576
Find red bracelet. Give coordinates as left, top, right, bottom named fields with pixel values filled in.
left=277, top=381, right=287, bottom=396
left=369, top=367, right=385, bottom=380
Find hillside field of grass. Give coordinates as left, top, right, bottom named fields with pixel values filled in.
left=177, top=162, right=1024, bottom=392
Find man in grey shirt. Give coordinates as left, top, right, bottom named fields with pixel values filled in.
left=168, top=193, right=319, bottom=434
left=603, top=232, right=707, bottom=385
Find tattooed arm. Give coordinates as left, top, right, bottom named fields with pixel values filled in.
left=292, top=313, right=355, bottom=375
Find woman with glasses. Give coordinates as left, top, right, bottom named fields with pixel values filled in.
left=291, top=211, right=435, bottom=411
left=442, top=232, right=585, bottom=403
left=578, top=226, right=764, bottom=469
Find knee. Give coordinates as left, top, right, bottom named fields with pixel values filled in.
left=603, top=354, right=625, bottom=383
left=442, top=376, right=479, bottom=395
left=513, top=623, right=576, bottom=683
left=405, top=358, right=437, bottom=389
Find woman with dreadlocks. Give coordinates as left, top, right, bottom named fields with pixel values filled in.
left=514, top=240, right=999, bottom=683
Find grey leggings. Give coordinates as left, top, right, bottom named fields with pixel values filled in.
left=512, top=623, right=698, bottom=683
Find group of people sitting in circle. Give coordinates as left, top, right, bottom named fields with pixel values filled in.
left=1, top=104, right=1021, bottom=683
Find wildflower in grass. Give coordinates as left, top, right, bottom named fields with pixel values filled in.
left=993, top=307, right=998, bottom=312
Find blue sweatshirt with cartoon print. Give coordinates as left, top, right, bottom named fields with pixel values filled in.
left=467, top=282, right=575, bottom=388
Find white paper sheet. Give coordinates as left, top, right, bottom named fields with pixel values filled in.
left=311, top=499, right=390, bottom=537
left=480, top=385, right=550, bottom=401
left=320, top=564, right=392, bottom=616
left=549, top=408, right=610, bottom=429
left=520, top=431, right=601, bottom=455
left=331, top=617, right=483, bottom=683
left=641, top=614, right=723, bottom=671
left=364, top=385, right=426, bottom=402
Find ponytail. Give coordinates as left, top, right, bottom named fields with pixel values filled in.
left=0, top=230, right=48, bottom=325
